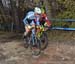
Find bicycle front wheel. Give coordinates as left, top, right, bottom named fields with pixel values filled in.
left=30, top=37, right=41, bottom=56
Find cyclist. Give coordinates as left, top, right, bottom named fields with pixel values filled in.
left=40, top=7, right=51, bottom=31
left=23, top=7, right=42, bottom=37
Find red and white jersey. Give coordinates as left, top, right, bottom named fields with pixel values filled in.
left=41, top=13, right=51, bottom=26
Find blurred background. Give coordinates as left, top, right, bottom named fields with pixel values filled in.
left=0, top=0, right=75, bottom=32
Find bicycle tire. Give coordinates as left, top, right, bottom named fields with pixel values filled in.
left=39, top=32, right=48, bottom=50
left=30, top=37, right=41, bottom=56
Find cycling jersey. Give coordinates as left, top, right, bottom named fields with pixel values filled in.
left=23, top=11, right=35, bottom=24
left=23, top=11, right=40, bottom=26
left=40, top=13, right=51, bottom=27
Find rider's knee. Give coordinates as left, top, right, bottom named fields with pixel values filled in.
left=25, top=26, right=30, bottom=32
left=32, top=24, right=35, bottom=28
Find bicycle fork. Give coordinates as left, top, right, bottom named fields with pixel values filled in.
left=31, top=29, right=36, bottom=45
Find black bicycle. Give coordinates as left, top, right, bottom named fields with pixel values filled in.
left=23, top=26, right=48, bottom=56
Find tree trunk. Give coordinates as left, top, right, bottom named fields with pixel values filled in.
left=10, top=0, right=19, bottom=32
left=48, top=0, right=58, bottom=18
left=43, top=0, right=52, bottom=20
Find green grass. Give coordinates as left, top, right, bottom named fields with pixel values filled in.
left=47, top=30, right=75, bottom=41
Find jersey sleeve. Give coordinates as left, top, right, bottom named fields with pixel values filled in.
left=23, top=16, right=28, bottom=25
left=27, top=11, right=35, bottom=19
left=23, top=11, right=35, bottom=25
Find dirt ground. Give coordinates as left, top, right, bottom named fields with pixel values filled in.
left=0, top=30, right=75, bottom=64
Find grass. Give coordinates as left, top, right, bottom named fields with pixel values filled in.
left=47, top=30, right=75, bottom=41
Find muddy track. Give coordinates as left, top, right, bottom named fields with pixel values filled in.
left=0, top=32, right=75, bottom=64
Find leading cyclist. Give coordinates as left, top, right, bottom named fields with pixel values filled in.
left=23, top=7, right=41, bottom=37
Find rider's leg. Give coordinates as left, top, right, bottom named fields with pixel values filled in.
left=24, top=25, right=30, bottom=37
left=30, top=20, right=35, bottom=35
left=30, top=20, right=36, bottom=46
left=24, top=20, right=35, bottom=37
left=23, top=19, right=30, bottom=37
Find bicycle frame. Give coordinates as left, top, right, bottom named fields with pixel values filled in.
left=30, top=26, right=42, bottom=45
left=27, top=25, right=49, bottom=47
left=24, top=25, right=48, bottom=55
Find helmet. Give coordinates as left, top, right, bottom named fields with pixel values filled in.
left=34, top=7, right=41, bottom=14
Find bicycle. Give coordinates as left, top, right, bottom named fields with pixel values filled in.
left=23, top=26, right=49, bottom=56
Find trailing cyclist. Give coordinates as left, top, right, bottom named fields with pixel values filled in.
left=40, top=6, right=51, bottom=31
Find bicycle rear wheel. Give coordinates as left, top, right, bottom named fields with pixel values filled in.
left=40, top=32, right=48, bottom=50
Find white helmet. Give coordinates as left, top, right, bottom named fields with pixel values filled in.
left=34, top=7, right=41, bottom=14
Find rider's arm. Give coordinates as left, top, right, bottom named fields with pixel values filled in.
left=23, top=16, right=28, bottom=25
left=44, top=15, right=51, bottom=27
left=23, top=11, right=35, bottom=25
